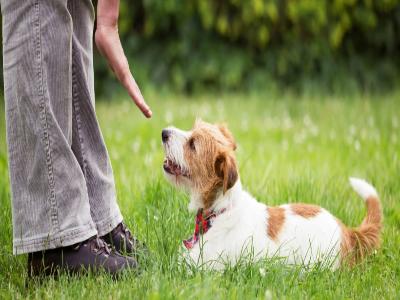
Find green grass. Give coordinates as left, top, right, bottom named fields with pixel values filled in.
left=0, top=91, right=399, bottom=299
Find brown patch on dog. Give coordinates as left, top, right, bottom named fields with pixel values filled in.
left=361, top=196, right=382, bottom=228
left=183, top=120, right=238, bottom=209
left=267, top=206, right=286, bottom=241
left=291, top=203, right=321, bottom=218
left=337, top=219, right=354, bottom=265
left=338, top=196, right=382, bottom=266
left=215, top=152, right=238, bottom=193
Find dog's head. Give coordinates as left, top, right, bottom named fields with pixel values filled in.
left=162, top=119, right=238, bottom=209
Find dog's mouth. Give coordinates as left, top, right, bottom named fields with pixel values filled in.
left=163, top=158, right=190, bottom=177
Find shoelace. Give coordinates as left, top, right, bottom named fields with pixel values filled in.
left=91, top=237, right=111, bottom=255
left=118, top=223, right=135, bottom=246
left=73, top=236, right=111, bottom=255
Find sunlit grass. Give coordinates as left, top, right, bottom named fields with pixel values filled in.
left=0, top=91, right=399, bottom=299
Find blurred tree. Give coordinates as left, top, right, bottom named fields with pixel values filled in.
left=92, top=0, right=399, bottom=96
left=1, top=1, right=400, bottom=97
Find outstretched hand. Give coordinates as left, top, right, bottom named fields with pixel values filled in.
left=95, top=0, right=152, bottom=118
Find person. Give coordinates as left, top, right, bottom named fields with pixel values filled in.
left=1, top=0, right=151, bottom=276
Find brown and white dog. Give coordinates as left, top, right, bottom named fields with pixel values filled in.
left=161, top=119, right=382, bottom=270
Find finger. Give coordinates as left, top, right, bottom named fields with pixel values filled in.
left=104, top=46, right=152, bottom=117
left=114, top=58, right=152, bottom=117
left=125, top=76, right=153, bottom=118
left=117, top=69, right=152, bottom=117
left=108, top=57, right=153, bottom=117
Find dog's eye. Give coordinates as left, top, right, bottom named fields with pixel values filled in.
left=188, top=138, right=196, bottom=151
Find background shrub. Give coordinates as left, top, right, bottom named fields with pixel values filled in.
left=2, top=1, right=400, bottom=97
left=94, top=0, right=400, bottom=96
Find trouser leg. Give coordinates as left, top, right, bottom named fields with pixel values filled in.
left=68, top=0, right=122, bottom=236
left=1, top=0, right=97, bottom=254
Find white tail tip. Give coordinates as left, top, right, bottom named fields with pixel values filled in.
left=349, top=177, right=378, bottom=200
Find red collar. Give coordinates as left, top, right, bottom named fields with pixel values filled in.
left=183, top=207, right=226, bottom=250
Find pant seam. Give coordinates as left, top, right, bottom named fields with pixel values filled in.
left=13, top=223, right=97, bottom=255
left=34, top=0, right=59, bottom=230
left=71, top=61, right=88, bottom=177
left=70, top=0, right=89, bottom=178
left=71, top=0, right=88, bottom=176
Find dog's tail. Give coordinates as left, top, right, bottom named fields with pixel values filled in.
left=340, top=178, right=382, bottom=265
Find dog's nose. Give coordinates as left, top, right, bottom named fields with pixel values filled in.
left=162, top=129, right=170, bottom=143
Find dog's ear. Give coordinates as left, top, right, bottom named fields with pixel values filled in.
left=214, top=151, right=238, bottom=194
left=218, top=124, right=237, bottom=150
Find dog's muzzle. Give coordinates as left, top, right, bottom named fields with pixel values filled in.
left=161, top=129, right=190, bottom=177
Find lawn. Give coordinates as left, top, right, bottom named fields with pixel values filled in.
left=0, top=91, right=399, bottom=299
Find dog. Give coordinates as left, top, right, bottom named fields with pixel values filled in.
left=161, top=119, right=382, bottom=270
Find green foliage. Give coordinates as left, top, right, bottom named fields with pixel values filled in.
left=94, top=0, right=400, bottom=96
left=1, top=92, right=400, bottom=298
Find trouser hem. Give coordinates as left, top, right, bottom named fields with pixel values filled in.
left=13, top=223, right=97, bottom=255
left=95, top=211, right=123, bottom=237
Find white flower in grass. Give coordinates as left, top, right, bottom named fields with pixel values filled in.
left=131, top=140, right=141, bottom=153
left=349, top=125, right=356, bottom=136
left=164, top=110, right=173, bottom=124
left=264, top=289, right=272, bottom=300
left=294, top=130, right=307, bottom=144
left=259, top=267, right=266, bottom=277
left=354, top=140, right=361, bottom=152
left=310, top=125, right=319, bottom=137
left=144, top=154, right=153, bottom=166
left=303, top=115, right=312, bottom=127
left=282, top=116, right=293, bottom=130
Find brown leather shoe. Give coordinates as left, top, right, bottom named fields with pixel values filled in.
left=27, top=236, right=138, bottom=277
left=102, top=222, right=144, bottom=257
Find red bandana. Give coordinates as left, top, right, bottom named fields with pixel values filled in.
left=183, top=208, right=226, bottom=250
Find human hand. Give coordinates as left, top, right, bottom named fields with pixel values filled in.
left=95, top=0, right=152, bottom=118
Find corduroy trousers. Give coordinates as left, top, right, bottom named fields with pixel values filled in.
left=1, top=0, right=122, bottom=254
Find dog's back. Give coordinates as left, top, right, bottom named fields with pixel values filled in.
left=185, top=178, right=382, bottom=270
